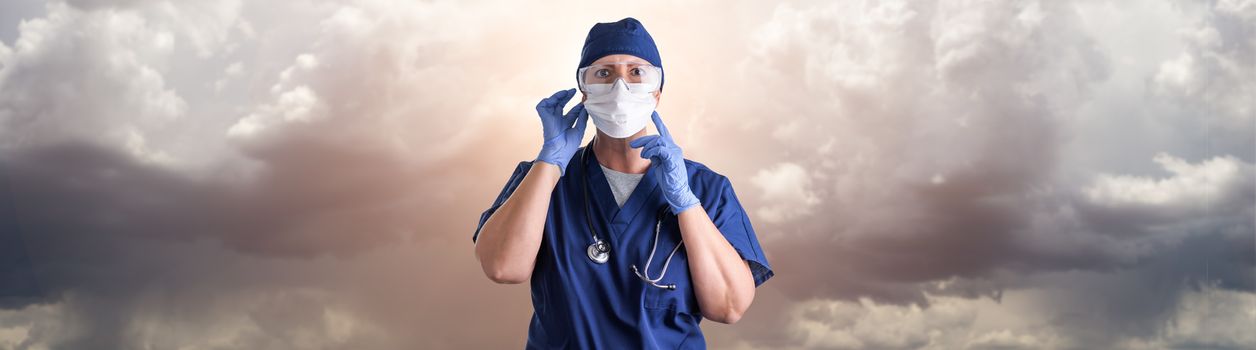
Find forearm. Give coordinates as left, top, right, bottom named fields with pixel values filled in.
left=474, top=162, right=561, bottom=284
left=677, top=205, right=756, bottom=324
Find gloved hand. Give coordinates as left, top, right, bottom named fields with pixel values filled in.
left=630, top=111, right=700, bottom=214
left=535, top=88, right=589, bottom=176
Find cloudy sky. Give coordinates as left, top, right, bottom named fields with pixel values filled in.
left=0, top=0, right=1252, bottom=349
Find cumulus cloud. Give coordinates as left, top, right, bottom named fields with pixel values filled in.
left=787, top=296, right=982, bottom=349
left=1152, top=0, right=1254, bottom=126
left=0, top=0, right=543, bottom=348
left=751, top=162, right=822, bottom=223
left=0, top=2, right=188, bottom=154
left=768, top=283, right=1256, bottom=350
left=1085, top=153, right=1251, bottom=207
left=0, top=0, right=1252, bottom=349
left=725, top=0, right=1115, bottom=305
left=700, top=0, right=1254, bottom=347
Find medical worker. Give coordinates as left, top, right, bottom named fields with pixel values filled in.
left=472, top=17, right=774, bottom=349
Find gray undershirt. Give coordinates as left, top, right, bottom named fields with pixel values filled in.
left=599, top=164, right=644, bottom=208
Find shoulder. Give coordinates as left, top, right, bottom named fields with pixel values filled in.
left=682, top=158, right=725, bottom=181
left=682, top=158, right=733, bottom=196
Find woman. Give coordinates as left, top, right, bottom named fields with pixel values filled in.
left=472, top=17, right=773, bottom=349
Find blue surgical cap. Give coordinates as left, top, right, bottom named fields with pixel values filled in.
left=578, top=17, right=664, bottom=91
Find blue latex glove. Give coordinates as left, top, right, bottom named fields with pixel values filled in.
left=535, top=88, right=589, bottom=176
left=630, top=111, right=700, bottom=214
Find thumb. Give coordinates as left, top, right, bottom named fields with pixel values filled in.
left=573, top=107, right=589, bottom=133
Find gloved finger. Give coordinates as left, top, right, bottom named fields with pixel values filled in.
left=639, top=138, right=667, bottom=156
left=553, top=89, right=577, bottom=116
left=639, top=143, right=664, bottom=160
left=557, top=88, right=575, bottom=111
left=629, top=135, right=660, bottom=149
left=564, top=103, right=585, bottom=124
left=572, top=107, right=590, bottom=133
left=536, top=89, right=568, bottom=110
left=650, top=111, right=673, bottom=142
left=640, top=138, right=668, bottom=158
left=652, top=143, right=678, bottom=160
left=537, top=89, right=576, bottom=115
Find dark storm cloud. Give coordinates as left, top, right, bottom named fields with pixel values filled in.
left=0, top=138, right=426, bottom=259
left=0, top=190, right=42, bottom=309
left=723, top=0, right=1112, bottom=304
left=694, top=1, right=1254, bottom=347
left=0, top=136, right=533, bottom=348
left=0, top=0, right=562, bottom=347
left=0, top=0, right=503, bottom=260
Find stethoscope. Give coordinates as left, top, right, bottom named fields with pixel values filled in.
left=581, top=142, right=684, bottom=291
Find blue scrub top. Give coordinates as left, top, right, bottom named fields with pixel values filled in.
left=473, top=141, right=774, bottom=349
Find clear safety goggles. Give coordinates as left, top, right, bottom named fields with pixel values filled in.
left=577, top=63, right=663, bottom=95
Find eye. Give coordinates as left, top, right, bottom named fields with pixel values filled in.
left=595, top=69, right=610, bottom=78
left=630, top=67, right=644, bottom=76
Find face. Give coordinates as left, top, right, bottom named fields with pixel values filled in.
left=579, top=54, right=662, bottom=104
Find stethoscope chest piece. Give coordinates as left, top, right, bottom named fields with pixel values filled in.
left=587, top=239, right=610, bottom=264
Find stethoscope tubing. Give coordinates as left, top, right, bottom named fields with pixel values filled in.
left=580, top=142, right=681, bottom=291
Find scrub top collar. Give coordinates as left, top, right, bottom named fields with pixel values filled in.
left=581, top=138, right=662, bottom=243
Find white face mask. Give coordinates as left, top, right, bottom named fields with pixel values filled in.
left=583, top=79, right=657, bottom=138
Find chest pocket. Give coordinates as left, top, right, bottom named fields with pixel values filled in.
left=640, top=218, right=699, bottom=316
